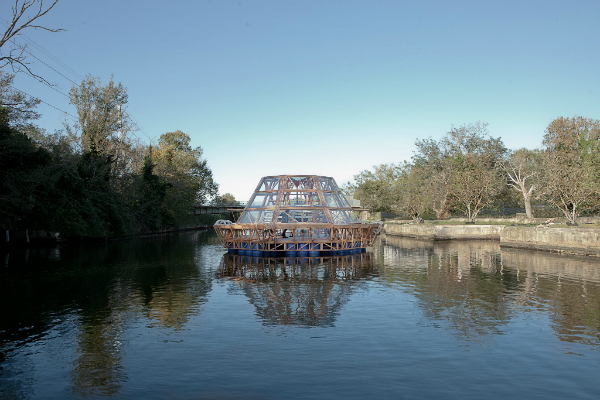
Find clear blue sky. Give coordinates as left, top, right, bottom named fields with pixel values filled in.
left=4, top=0, right=600, bottom=201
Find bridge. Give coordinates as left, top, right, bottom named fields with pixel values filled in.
left=194, top=198, right=368, bottom=217
left=193, top=202, right=247, bottom=215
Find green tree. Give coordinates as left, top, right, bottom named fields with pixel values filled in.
left=153, top=130, right=218, bottom=225
left=412, top=138, right=453, bottom=218
left=0, top=72, right=43, bottom=138
left=444, top=122, right=506, bottom=222
left=542, top=116, right=600, bottom=224
left=215, top=193, right=236, bottom=205
left=399, top=164, right=432, bottom=221
left=411, top=122, right=506, bottom=222
left=134, top=149, right=171, bottom=231
left=352, top=163, right=403, bottom=213
left=0, top=106, right=51, bottom=231
left=67, top=74, right=130, bottom=155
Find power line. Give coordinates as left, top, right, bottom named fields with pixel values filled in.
left=0, top=18, right=156, bottom=146
left=12, top=86, right=76, bottom=119
left=23, top=71, right=70, bottom=98
left=9, top=88, right=149, bottom=146
left=23, top=48, right=78, bottom=85
left=123, top=110, right=155, bottom=144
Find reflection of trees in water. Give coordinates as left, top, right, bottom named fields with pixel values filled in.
left=71, top=279, right=130, bottom=397
left=130, top=235, right=213, bottom=331
left=501, top=249, right=600, bottom=347
left=382, top=237, right=510, bottom=339
left=383, top=236, right=600, bottom=347
left=0, top=231, right=215, bottom=398
left=217, top=253, right=378, bottom=327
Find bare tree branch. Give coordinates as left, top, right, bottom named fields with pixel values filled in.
left=0, top=0, right=63, bottom=82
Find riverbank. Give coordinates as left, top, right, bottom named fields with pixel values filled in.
left=384, top=223, right=600, bottom=257
left=1, top=225, right=211, bottom=247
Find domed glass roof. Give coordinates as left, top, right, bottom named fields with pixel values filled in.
left=237, top=175, right=361, bottom=226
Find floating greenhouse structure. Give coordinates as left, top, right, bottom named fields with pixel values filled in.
left=214, top=175, right=381, bottom=256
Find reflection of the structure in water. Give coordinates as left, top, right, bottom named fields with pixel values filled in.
left=382, top=236, right=600, bottom=347
left=218, top=253, right=379, bottom=327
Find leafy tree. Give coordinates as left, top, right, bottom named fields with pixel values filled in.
left=153, top=130, right=218, bottom=225
left=412, top=122, right=506, bottom=221
left=340, top=181, right=355, bottom=197
left=541, top=116, right=600, bottom=224
left=134, top=149, right=171, bottom=231
left=412, top=138, right=453, bottom=218
left=0, top=107, right=51, bottom=231
left=1, top=74, right=221, bottom=237
left=67, top=74, right=130, bottom=155
left=399, top=164, right=432, bottom=221
left=444, top=122, right=506, bottom=222
left=215, top=193, right=237, bottom=205
left=352, top=163, right=403, bottom=213
left=449, top=153, right=506, bottom=222
left=0, top=72, right=43, bottom=138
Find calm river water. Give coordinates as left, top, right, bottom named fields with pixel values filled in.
left=2, top=230, right=600, bottom=399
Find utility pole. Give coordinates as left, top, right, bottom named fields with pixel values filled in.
left=117, top=104, right=122, bottom=140
left=116, top=104, right=123, bottom=166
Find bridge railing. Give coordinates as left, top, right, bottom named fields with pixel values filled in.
left=193, top=202, right=247, bottom=215
left=194, top=201, right=247, bottom=207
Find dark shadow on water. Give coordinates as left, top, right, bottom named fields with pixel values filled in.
left=0, top=230, right=216, bottom=398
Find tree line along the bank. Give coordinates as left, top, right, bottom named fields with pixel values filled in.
left=346, top=118, right=600, bottom=225
left=0, top=72, right=229, bottom=238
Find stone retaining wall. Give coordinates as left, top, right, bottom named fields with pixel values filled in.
left=501, top=226, right=600, bottom=257
left=384, top=224, right=600, bottom=257
left=384, top=224, right=504, bottom=240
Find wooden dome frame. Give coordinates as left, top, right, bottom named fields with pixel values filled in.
left=214, top=175, right=380, bottom=256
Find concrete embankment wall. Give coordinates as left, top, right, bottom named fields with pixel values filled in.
left=384, top=223, right=600, bottom=257
left=384, top=224, right=504, bottom=240
left=501, top=226, right=600, bottom=257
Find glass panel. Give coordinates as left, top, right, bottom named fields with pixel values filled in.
left=280, top=191, right=321, bottom=207
left=239, top=211, right=259, bottom=223
left=248, top=193, right=267, bottom=208
left=256, top=210, right=274, bottom=223
left=258, top=177, right=280, bottom=191
left=339, top=194, right=351, bottom=207
left=318, top=177, right=339, bottom=191
left=348, top=210, right=360, bottom=223
left=303, top=210, right=328, bottom=223
left=323, top=193, right=350, bottom=207
left=248, top=193, right=278, bottom=208
left=276, top=210, right=327, bottom=223
left=264, top=193, right=278, bottom=207
left=330, top=210, right=358, bottom=224
left=239, top=210, right=273, bottom=223
left=285, top=176, right=316, bottom=190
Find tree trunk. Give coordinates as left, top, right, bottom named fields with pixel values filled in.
left=467, top=205, right=476, bottom=223
left=560, top=204, right=576, bottom=225
left=434, top=197, right=451, bottom=219
left=523, top=193, right=533, bottom=219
